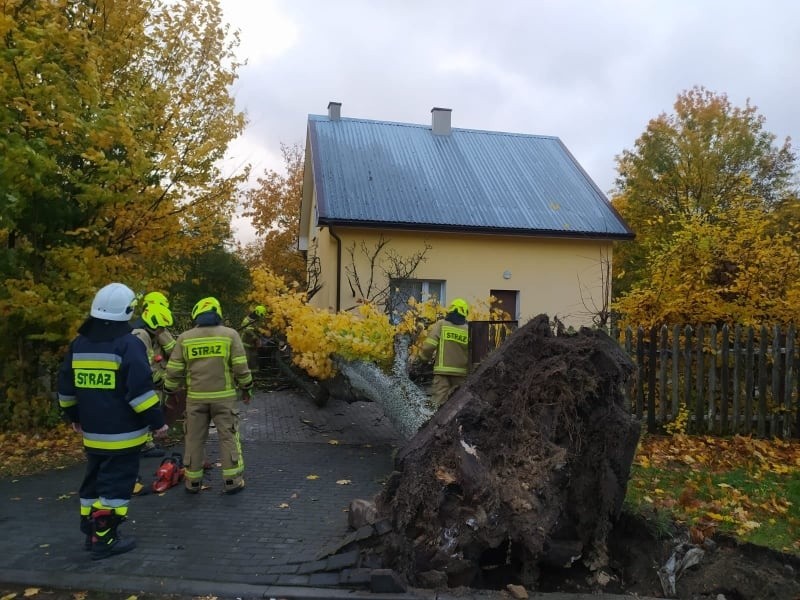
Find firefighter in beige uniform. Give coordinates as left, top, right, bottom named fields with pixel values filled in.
left=163, top=297, right=253, bottom=494
left=416, top=298, right=470, bottom=408
left=131, top=303, right=174, bottom=457
left=131, top=303, right=174, bottom=389
left=140, top=291, right=176, bottom=359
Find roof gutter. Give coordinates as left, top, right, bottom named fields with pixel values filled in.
left=318, top=219, right=635, bottom=241
left=327, top=225, right=343, bottom=311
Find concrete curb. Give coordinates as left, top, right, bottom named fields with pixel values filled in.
left=0, top=568, right=426, bottom=600
left=0, top=568, right=662, bottom=600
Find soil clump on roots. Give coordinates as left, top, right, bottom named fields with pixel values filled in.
left=375, top=315, right=641, bottom=588
left=354, top=315, right=800, bottom=598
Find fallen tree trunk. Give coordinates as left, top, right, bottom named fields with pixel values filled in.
left=332, top=334, right=432, bottom=439
left=370, top=315, right=641, bottom=589
left=274, top=348, right=327, bottom=406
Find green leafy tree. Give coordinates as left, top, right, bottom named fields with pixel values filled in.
left=168, top=245, right=252, bottom=330
left=0, top=0, right=246, bottom=429
left=612, top=86, right=796, bottom=302
left=240, top=143, right=307, bottom=286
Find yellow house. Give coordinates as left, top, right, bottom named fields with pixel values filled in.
left=299, top=103, right=634, bottom=328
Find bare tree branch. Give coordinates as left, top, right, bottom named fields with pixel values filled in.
left=343, top=235, right=431, bottom=313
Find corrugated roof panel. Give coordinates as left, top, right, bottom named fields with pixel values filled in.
left=308, top=114, right=632, bottom=238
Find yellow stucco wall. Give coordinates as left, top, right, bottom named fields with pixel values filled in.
left=307, top=226, right=612, bottom=329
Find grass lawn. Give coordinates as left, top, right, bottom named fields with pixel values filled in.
left=626, top=433, right=800, bottom=554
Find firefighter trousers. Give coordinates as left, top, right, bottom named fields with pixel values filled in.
left=78, top=451, right=140, bottom=518
left=184, top=399, right=244, bottom=491
left=430, top=374, right=466, bottom=408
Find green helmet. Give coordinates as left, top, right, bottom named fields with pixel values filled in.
left=448, top=298, right=469, bottom=318
left=191, top=296, right=222, bottom=320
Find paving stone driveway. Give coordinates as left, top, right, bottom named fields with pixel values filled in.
left=0, top=390, right=403, bottom=593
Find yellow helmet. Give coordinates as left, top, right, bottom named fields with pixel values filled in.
left=142, top=304, right=173, bottom=330
left=191, top=296, right=222, bottom=320
left=448, top=298, right=469, bottom=318
left=143, top=291, right=169, bottom=309
left=253, top=305, right=267, bottom=318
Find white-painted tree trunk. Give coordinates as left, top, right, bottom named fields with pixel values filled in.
left=333, top=334, right=432, bottom=439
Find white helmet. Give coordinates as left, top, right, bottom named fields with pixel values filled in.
left=90, top=283, right=136, bottom=322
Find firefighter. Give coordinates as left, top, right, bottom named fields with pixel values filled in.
left=132, top=303, right=175, bottom=458
left=57, top=282, right=168, bottom=560
left=415, top=298, right=471, bottom=408
left=163, top=297, right=254, bottom=495
left=239, top=304, right=267, bottom=372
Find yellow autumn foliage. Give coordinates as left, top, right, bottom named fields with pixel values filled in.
left=245, top=266, right=509, bottom=381
left=0, top=0, right=246, bottom=429
left=614, top=204, right=800, bottom=328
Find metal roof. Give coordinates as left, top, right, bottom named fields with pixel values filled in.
left=307, top=114, right=633, bottom=239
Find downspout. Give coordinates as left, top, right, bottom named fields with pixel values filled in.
left=328, top=225, right=342, bottom=312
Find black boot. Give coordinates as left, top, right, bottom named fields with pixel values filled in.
left=80, top=516, right=92, bottom=551
left=90, top=509, right=136, bottom=560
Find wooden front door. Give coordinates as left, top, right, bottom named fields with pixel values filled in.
left=490, top=289, right=518, bottom=320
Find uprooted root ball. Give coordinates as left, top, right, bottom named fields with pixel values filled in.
left=376, top=314, right=640, bottom=589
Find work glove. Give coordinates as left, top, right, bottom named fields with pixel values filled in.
left=163, top=388, right=177, bottom=408
left=152, top=424, right=169, bottom=438
left=241, top=388, right=252, bottom=405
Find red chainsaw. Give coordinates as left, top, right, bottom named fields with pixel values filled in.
left=152, top=453, right=185, bottom=493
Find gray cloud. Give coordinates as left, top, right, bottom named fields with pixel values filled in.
left=221, top=0, right=800, bottom=201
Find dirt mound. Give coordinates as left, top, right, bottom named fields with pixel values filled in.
left=373, top=315, right=641, bottom=588
left=600, top=512, right=800, bottom=599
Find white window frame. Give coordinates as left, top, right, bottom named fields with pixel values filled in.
left=388, top=278, right=446, bottom=322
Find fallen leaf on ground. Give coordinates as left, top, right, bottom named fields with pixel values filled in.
left=336, top=479, right=351, bottom=485
left=328, top=439, right=339, bottom=445
left=72, top=592, right=87, bottom=600
left=23, top=589, right=39, bottom=597
left=278, top=503, right=290, bottom=508
left=306, top=474, right=319, bottom=480
left=1, top=593, right=18, bottom=600
left=435, top=467, right=457, bottom=484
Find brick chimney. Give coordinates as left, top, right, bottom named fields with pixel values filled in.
left=431, top=107, right=452, bottom=135
left=328, top=101, right=341, bottom=121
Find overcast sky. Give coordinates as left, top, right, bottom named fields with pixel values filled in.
left=218, top=0, right=800, bottom=241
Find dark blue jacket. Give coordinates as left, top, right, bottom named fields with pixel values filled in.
left=57, top=318, right=165, bottom=454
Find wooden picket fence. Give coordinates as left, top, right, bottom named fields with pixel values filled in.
left=613, top=324, right=799, bottom=438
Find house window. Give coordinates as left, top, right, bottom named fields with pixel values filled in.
left=388, top=278, right=445, bottom=323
